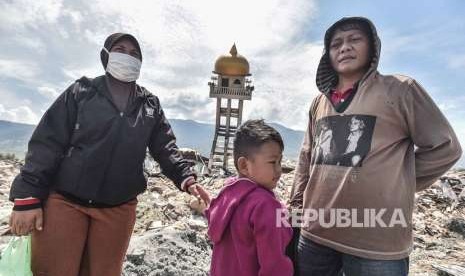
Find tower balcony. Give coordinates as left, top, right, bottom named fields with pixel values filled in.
left=208, top=83, right=254, bottom=100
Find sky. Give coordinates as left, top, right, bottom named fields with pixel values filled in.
left=0, top=0, right=464, bottom=166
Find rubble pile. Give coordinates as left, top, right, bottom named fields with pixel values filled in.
left=124, top=228, right=211, bottom=276
left=0, top=160, right=18, bottom=240
left=0, top=159, right=464, bottom=275
left=411, top=170, right=465, bottom=275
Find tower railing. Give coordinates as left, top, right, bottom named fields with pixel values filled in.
left=209, top=85, right=253, bottom=100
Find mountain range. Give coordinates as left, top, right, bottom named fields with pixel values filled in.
left=1, top=119, right=464, bottom=168
left=0, top=119, right=304, bottom=160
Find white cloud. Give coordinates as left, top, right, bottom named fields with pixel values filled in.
left=88, top=0, right=317, bottom=58
left=10, top=35, right=47, bottom=54
left=0, top=59, right=41, bottom=80
left=37, top=86, right=60, bottom=99
left=66, top=9, right=83, bottom=25
left=244, top=43, right=323, bottom=130
left=0, top=104, right=40, bottom=125
left=0, top=0, right=321, bottom=131
left=159, top=89, right=217, bottom=122
left=0, top=0, right=63, bottom=29
left=62, top=66, right=103, bottom=82
left=82, top=0, right=319, bottom=130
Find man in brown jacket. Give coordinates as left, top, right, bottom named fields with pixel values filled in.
left=289, top=17, right=462, bottom=275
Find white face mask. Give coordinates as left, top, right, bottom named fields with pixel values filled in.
left=103, top=47, right=142, bottom=82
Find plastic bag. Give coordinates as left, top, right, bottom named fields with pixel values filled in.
left=0, top=236, right=33, bottom=276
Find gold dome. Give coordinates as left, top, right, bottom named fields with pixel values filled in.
left=214, top=44, right=250, bottom=76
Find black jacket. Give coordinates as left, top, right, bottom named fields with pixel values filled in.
left=10, top=75, right=195, bottom=205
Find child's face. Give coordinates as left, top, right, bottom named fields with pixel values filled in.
left=329, top=28, right=370, bottom=79
left=244, top=141, right=283, bottom=190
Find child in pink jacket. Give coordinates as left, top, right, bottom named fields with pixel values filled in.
left=205, top=119, right=293, bottom=276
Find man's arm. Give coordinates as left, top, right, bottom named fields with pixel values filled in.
left=403, top=79, right=462, bottom=191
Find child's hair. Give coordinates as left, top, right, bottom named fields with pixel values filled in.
left=233, top=119, right=284, bottom=170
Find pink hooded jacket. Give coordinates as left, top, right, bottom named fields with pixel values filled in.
left=205, top=177, right=293, bottom=276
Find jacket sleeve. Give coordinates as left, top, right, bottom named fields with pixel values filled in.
left=9, top=82, right=79, bottom=201
left=251, top=198, right=294, bottom=276
left=402, top=79, right=462, bottom=191
left=148, top=96, right=196, bottom=190
left=288, top=97, right=318, bottom=209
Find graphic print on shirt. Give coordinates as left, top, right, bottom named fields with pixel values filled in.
left=312, top=115, right=376, bottom=167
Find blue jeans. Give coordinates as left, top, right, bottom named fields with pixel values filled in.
left=297, top=235, right=409, bottom=276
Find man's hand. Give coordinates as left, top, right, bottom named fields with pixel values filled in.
left=9, top=209, right=43, bottom=236
left=187, top=184, right=211, bottom=206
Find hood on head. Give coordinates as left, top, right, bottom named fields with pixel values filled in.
left=100, top=33, right=143, bottom=69
left=205, top=177, right=259, bottom=243
left=316, top=16, right=381, bottom=94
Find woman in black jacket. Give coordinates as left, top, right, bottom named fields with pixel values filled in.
left=8, top=33, right=210, bottom=276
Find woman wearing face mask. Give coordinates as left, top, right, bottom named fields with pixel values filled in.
left=8, top=33, right=211, bottom=276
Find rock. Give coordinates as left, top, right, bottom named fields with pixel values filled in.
left=433, top=264, right=465, bottom=276
left=163, top=191, right=177, bottom=198
left=187, top=218, right=207, bottom=231
left=147, top=220, right=164, bottom=230
left=144, top=156, right=161, bottom=177
left=446, top=218, right=465, bottom=238
left=123, top=227, right=211, bottom=276
left=149, top=185, right=165, bottom=194
left=153, top=200, right=167, bottom=209
left=178, top=148, right=208, bottom=163
left=166, top=211, right=179, bottom=220
left=281, top=164, right=295, bottom=174
left=126, top=248, right=146, bottom=266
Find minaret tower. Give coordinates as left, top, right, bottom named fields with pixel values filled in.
left=208, top=44, right=254, bottom=172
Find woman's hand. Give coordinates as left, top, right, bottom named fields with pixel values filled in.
left=187, top=184, right=211, bottom=206
left=9, top=209, right=43, bottom=236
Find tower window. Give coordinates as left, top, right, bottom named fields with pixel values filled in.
left=233, top=79, right=241, bottom=85
left=221, top=78, right=229, bottom=87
